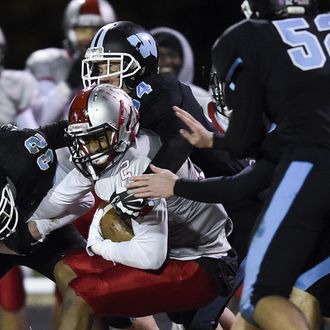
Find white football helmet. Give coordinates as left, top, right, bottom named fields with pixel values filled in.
left=66, top=84, right=139, bottom=180
left=63, top=0, right=116, bottom=55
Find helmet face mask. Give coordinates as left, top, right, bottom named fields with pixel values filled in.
left=210, top=69, right=233, bottom=119
left=0, top=179, right=18, bottom=240
left=82, top=47, right=141, bottom=88
left=66, top=84, right=139, bottom=180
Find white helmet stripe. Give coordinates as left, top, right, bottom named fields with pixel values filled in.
left=91, top=23, right=113, bottom=48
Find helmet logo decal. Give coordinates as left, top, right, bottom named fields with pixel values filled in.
left=127, top=33, right=157, bottom=59
left=136, top=81, right=152, bottom=98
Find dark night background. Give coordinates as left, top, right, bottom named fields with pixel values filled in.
left=0, top=0, right=244, bottom=88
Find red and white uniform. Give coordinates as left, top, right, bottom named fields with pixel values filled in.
left=31, top=129, right=234, bottom=316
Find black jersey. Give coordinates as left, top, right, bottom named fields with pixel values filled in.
left=130, top=73, right=246, bottom=176
left=0, top=120, right=69, bottom=220
left=212, top=15, right=330, bottom=157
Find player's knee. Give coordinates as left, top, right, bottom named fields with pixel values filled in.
left=54, top=260, right=76, bottom=292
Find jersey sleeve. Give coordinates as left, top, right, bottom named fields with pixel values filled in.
left=139, top=88, right=195, bottom=173
left=31, top=168, right=93, bottom=220
left=38, top=120, right=72, bottom=149
left=174, top=159, right=275, bottom=204
left=95, top=198, right=168, bottom=270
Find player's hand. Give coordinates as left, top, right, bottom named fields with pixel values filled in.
left=109, top=189, right=146, bottom=221
left=4, top=222, right=42, bottom=255
left=173, top=106, right=214, bottom=148
left=86, top=208, right=104, bottom=256
left=127, top=165, right=178, bottom=199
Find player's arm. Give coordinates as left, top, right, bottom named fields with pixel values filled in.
left=30, top=168, right=93, bottom=221
left=174, top=65, right=266, bottom=160
left=143, top=90, right=194, bottom=174
left=38, top=120, right=72, bottom=150
left=89, top=198, right=168, bottom=270
left=128, top=159, right=274, bottom=204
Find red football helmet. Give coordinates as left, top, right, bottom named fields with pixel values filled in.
left=66, top=84, right=139, bottom=180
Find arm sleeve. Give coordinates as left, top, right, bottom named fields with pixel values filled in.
left=39, top=120, right=72, bottom=149
left=31, top=168, right=93, bottom=220
left=143, top=90, right=194, bottom=173
left=174, top=159, right=275, bottom=204
left=95, top=198, right=168, bottom=270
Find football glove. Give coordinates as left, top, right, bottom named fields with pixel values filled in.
left=109, top=189, right=146, bottom=221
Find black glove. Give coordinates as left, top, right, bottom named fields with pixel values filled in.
left=109, top=190, right=147, bottom=221
left=4, top=222, right=41, bottom=255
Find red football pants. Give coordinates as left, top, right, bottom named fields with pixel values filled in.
left=65, top=249, right=218, bottom=317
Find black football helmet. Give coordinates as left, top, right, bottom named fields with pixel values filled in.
left=81, top=21, right=159, bottom=89
left=0, top=176, right=18, bottom=240
left=241, top=0, right=318, bottom=19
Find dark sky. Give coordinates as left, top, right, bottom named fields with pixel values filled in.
left=0, top=0, right=244, bottom=87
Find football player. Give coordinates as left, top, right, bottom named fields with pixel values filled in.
left=0, top=26, right=38, bottom=128
left=163, top=0, right=329, bottom=329
left=25, top=0, right=116, bottom=126
left=30, top=84, right=238, bottom=330
left=0, top=25, right=48, bottom=330
left=81, top=20, right=247, bottom=182
left=0, top=119, right=91, bottom=279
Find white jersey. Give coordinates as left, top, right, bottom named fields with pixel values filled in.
left=32, top=129, right=232, bottom=268
left=26, top=48, right=73, bottom=125
left=0, top=69, right=38, bottom=125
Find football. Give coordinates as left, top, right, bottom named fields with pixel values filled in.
left=99, top=203, right=134, bottom=242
